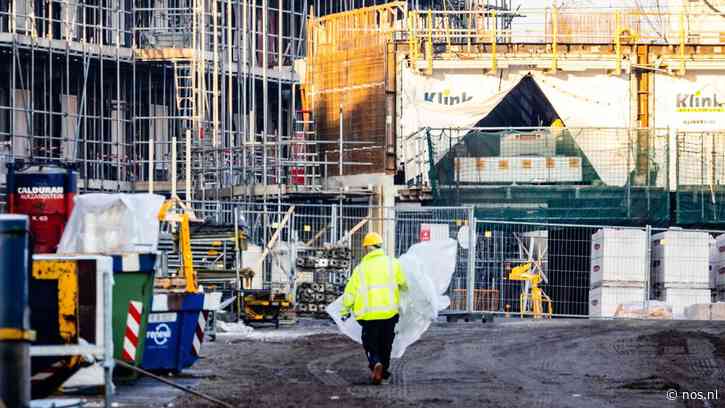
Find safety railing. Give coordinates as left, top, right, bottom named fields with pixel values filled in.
left=133, top=0, right=306, bottom=66
left=405, top=126, right=669, bottom=189
left=0, top=1, right=134, bottom=48
left=7, top=135, right=134, bottom=180
left=398, top=7, right=721, bottom=74
left=403, top=8, right=724, bottom=45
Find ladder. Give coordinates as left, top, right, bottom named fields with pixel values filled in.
left=291, top=110, right=319, bottom=188
left=173, top=60, right=195, bottom=127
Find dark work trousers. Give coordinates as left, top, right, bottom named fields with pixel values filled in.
left=358, top=314, right=399, bottom=372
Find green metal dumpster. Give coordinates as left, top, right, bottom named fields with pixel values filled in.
left=110, top=254, right=157, bottom=380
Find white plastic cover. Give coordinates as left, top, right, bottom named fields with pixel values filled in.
left=326, top=238, right=458, bottom=358
left=58, top=193, right=165, bottom=254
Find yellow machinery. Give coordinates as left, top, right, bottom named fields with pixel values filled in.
left=242, top=290, right=291, bottom=329
left=509, top=232, right=553, bottom=319
left=158, top=196, right=200, bottom=293
left=509, top=263, right=552, bottom=319
left=237, top=206, right=295, bottom=326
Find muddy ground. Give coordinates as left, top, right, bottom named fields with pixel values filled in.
left=125, top=319, right=725, bottom=408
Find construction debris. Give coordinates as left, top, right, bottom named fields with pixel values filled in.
left=614, top=301, right=673, bottom=320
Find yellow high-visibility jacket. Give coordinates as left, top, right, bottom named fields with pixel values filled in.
left=341, top=248, right=407, bottom=321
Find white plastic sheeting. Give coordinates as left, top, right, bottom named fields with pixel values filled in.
left=531, top=72, right=630, bottom=129
left=326, top=238, right=457, bottom=358
left=518, top=72, right=634, bottom=188
left=58, top=193, right=165, bottom=254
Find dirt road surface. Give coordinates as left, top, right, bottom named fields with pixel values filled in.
left=141, top=319, right=725, bottom=408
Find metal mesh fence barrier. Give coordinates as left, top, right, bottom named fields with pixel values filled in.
left=183, top=199, right=725, bottom=319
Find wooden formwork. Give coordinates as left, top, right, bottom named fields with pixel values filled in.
left=302, top=2, right=406, bottom=176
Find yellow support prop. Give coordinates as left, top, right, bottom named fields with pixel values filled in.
left=443, top=2, right=450, bottom=49
left=615, top=11, right=622, bottom=75
left=551, top=7, right=558, bottom=72
left=426, top=9, right=433, bottom=76
left=408, top=10, right=416, bottom=66
left=679, top=9, right=686, bottom=75
left=509, top=262, right=531, bottom=280
left=491, top=11, right=497, bottom=73
left=510, top=262, right=552, bottom=319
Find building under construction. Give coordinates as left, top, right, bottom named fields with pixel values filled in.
left=2, top=0, right=725, bottom=225
left=3, top=4, right=725, bottom=405
left=0, top=0, right=435, bottom=208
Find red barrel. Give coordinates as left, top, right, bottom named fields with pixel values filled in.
left=7, top=164, right=78, bottom=253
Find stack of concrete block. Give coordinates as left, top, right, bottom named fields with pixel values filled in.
left=709, top=237, right=718, bottom=289
left=589, top=228, right=648, bottom=317
left=684, top=302, right=725, bottom=320
left=651, top=230, right=711, bottom=316
left=711, top=234, right=725, bottom=300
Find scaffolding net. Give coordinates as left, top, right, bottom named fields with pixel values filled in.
left=408, top=126, right=671, bottom=225
left=675, top=131, right=725, bottom=226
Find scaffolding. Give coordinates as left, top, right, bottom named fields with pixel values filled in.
left=4, top=1, right=722, bottom=209
left=0, top=0, right=414, bottom=207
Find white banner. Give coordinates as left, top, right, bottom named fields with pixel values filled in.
left=654, top=72, right=725, bottom=188
left=655, top=73, right=725, bottom=132
left=398, top=66, right=522, bottom=141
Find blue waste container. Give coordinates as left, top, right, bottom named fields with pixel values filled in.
left=142, top=292, right=205, bottom=372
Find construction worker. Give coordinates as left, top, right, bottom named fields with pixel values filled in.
left=340, top=232, right=407, bottom=385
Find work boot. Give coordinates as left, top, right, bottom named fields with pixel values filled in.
left=383, top=371, right=391, bottom=381
left=371, top=363, right=384, bottom=385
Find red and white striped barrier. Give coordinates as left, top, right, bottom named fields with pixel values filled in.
left=122, top=300, right=143, bottom=362
left=191, top=311, right=207, bottom=356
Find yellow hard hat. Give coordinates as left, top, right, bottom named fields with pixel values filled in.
left=362, top=232, right=383, bottom=247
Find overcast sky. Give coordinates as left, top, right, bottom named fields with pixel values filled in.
left=504, top=0, right=674, bottom=41
left=511, top=0, right=673, bottom=11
